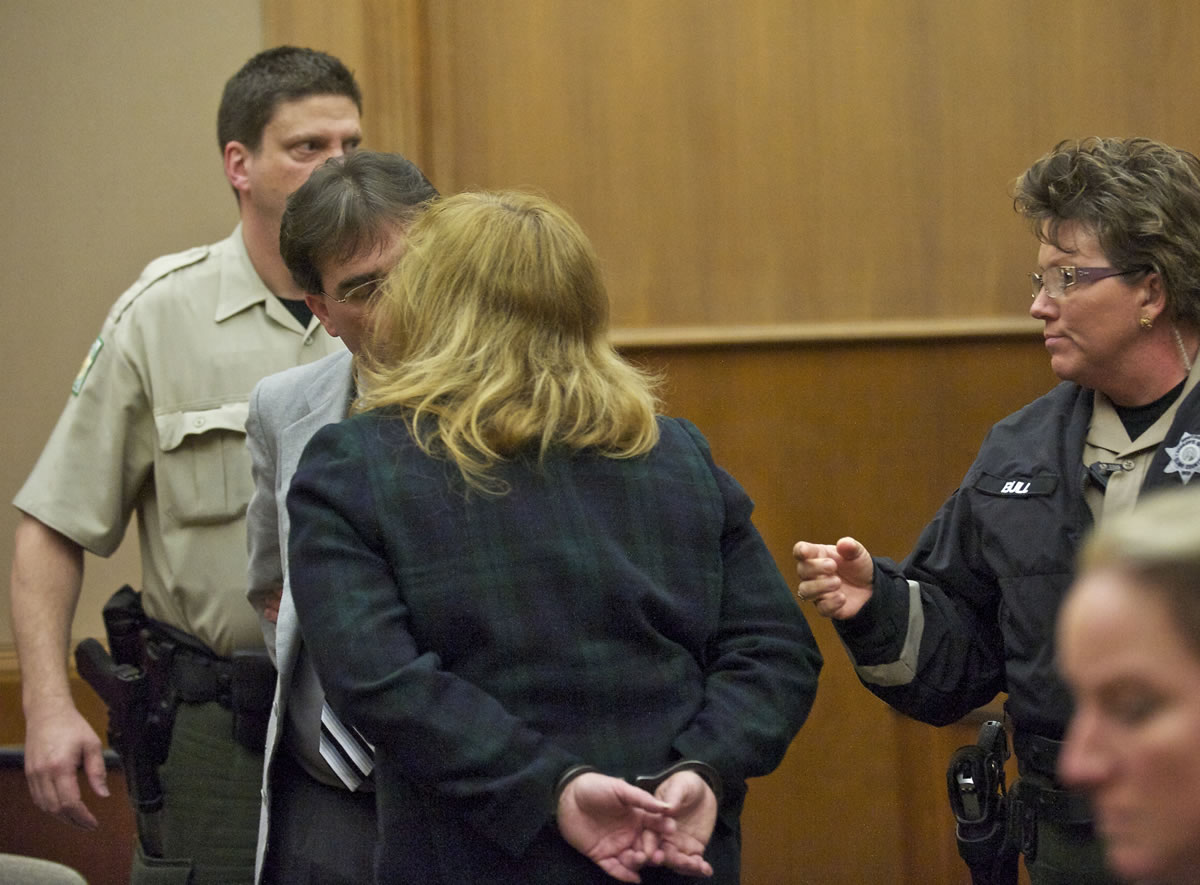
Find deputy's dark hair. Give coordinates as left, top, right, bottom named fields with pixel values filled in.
left=217, top=46, right=362, bottom=152
left=280, top=151, right=437, bottom=295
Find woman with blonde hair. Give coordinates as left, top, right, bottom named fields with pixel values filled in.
left=286, top=191, right=822, bottom=884
left=1058, top=485, right=1200, bottom=884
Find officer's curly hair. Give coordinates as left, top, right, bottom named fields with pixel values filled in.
left=217, top=46, right=361, bottom=153
left=1014, top=136, right=1200, bottom=330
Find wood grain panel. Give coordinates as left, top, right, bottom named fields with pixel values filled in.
left=617, top=335, right=1055, bottom=884
left=260, top=1, right=1200, bottom=332
left=415, top=0, right=1200, bottom=330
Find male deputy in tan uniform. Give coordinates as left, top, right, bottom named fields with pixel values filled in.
left=9, top=47, right=363, bottom=884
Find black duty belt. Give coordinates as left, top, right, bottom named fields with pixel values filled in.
left=169, top=647, right=235, bottom=706
left=142, top=619, right=235, bottom=707
left=1012, top=731, right=1094, bottom=826
left=1012, top=730, right=1062, bottom=780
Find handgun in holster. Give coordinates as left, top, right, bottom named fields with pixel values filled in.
left=104, top=584, right=176, bottom=765
left=106, top=584, right=273, bottom=750
left=947, top=719, right=1019, bottom=885
left=73, top=585, right=177, bottom=857
left=75, top=636, right=166, bottom=858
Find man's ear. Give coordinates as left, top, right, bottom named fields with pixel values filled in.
left=223, top=141, right=253, bottom=199
left=305, top=293, right=339, bottom=338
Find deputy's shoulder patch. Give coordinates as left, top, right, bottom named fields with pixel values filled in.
left=974, top=472, right=1058, bottom=497
left=72, top=336, right=103, bottom=395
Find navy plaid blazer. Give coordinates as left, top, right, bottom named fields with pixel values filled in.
left=288, top=412, right=822, bottom=884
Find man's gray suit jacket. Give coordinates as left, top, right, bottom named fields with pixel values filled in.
left=243, top=348, right=353, bottom=882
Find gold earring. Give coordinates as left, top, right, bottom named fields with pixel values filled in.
left=1140, top=315, right=1154, bottom=330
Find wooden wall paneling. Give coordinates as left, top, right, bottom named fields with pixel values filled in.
left=414, top=0, right=1200, bottom=332
left=0, top=659, right=22, bottom=747
left=621, top=336, right=1055, bottom=884
left=260, top=0, right=1200, bottom=332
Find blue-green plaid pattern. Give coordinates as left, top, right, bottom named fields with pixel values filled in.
left=287, top=413, right=821, bottom=881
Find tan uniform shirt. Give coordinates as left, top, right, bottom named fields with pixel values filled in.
left=14, top=226, right=345, bottom=656
left=1084, top=356, right=1200, bottom=523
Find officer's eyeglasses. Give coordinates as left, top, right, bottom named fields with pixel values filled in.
left=1030, top=266, right=1144, bottom=300
left=323, top=277, right=385, bottom=304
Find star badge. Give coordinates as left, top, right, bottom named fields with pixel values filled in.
left=1164, top=431, right=1200, bottom=484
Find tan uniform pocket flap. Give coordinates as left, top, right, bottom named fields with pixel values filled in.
left=155, top=402, right=250, bottom=452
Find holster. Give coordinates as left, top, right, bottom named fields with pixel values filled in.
left=82, top=585, right=276, bottom=861
left=102, top=583, right=146, bottom=668
left=76, top=634, right=166, bottom=858
left=120, top=590, right=274, bottom=752
left=95, top=585, right=276, bottom=763
left=948, top=721, right=1019, bottom=885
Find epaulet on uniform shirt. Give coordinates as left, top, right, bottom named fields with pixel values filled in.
left=105, top=244, right=212, bottom=327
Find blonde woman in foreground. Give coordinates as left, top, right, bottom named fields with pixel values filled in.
left=285, top=191, right=822, bottom=884
left=1058, top=485, right=1200, bottom=884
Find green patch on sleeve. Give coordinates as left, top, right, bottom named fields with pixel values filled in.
left=72, top=336, right=103, bottom=395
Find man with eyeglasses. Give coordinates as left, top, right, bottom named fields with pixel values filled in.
left=10, top=47, right=362, bottom=884
left=795, top=137, right=1200, bottom=884
left=244, top=150, right=436, bottom=885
